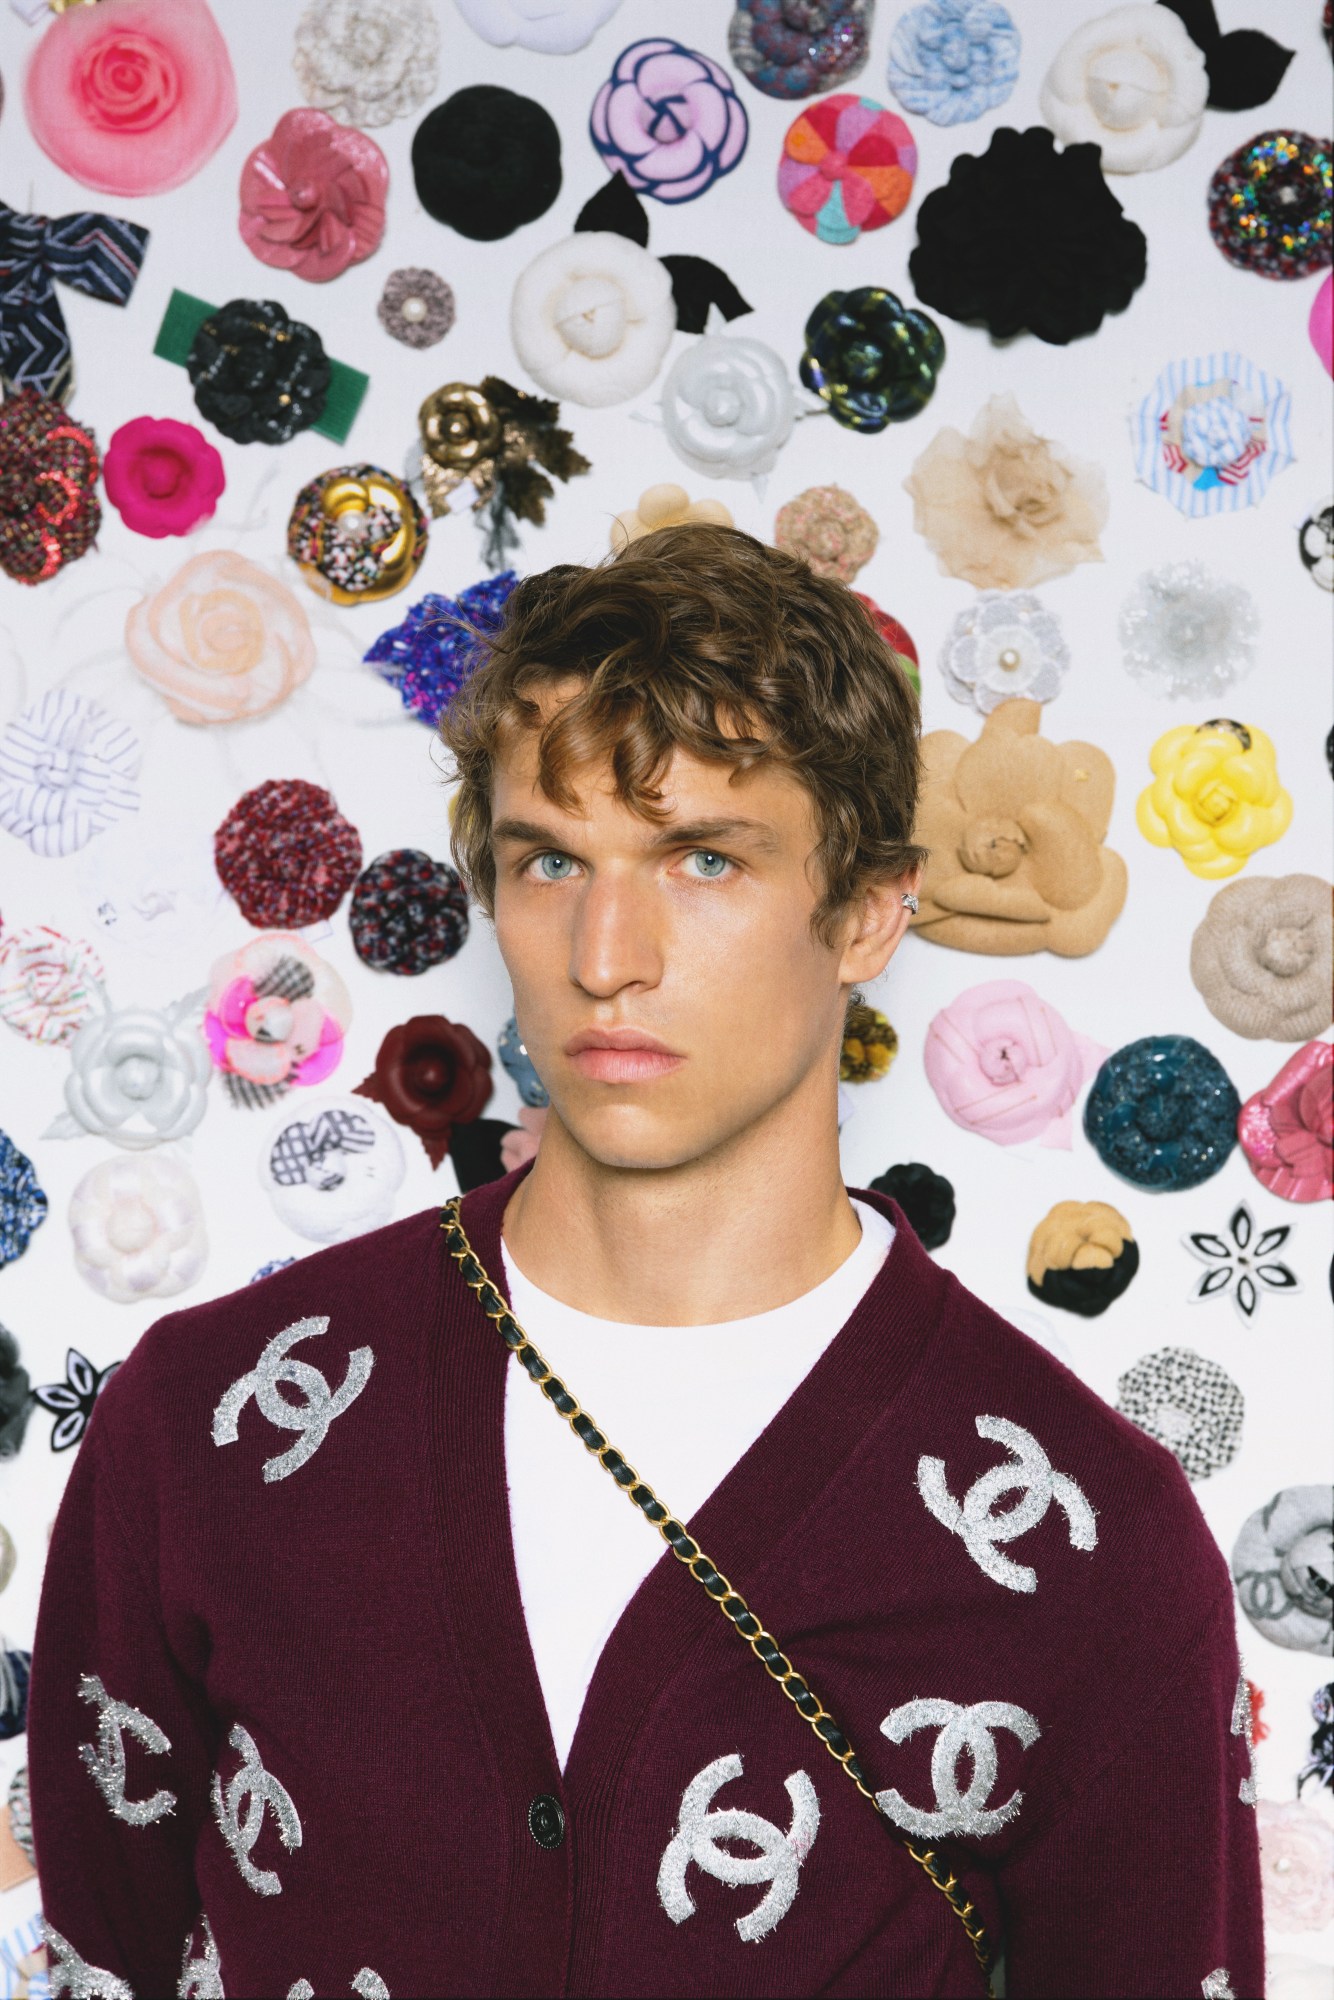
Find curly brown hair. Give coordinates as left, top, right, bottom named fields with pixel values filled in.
left=438, top=523, right=925, bottom=948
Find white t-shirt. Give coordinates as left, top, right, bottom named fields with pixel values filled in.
left=501, top=1197, right=895, bottom=1770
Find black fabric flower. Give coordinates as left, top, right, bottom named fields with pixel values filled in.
left=0, top=1323, right=31, bottom=1460
left=909, top=126, right=1148, bottom=346
left=869, top=1162, right=955, bottom=1250
left=32, top=1346, right=121, bottom=1452
left=800, top=287, right=944, bottom=432
left=412, top=87, right=561, bottom=243
left=187, top=298, right=332, bottom=446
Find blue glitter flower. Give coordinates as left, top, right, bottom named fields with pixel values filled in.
left=888, top=0, right=1019, bottom=127
left=1084, top=1036, right=1240, bottom=1192
left=0, top=1130, right=46, bottom=1269
left=365, top=572, right=518, bottom=728
left=498, top=1016, right=549, bottom=1109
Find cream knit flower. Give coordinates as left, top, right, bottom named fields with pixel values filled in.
left=511, top=233, right=676, bottom=408
left=1040, top=4, right=1208, bottom=173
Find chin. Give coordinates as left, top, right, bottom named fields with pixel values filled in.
left=554, top=1091, right=763, bottom=1175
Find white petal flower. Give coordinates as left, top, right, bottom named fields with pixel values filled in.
left=454, top=0, right=623, bottom=54
left=1040, top=4, right=1207, bottom=174
left=661, top=335, right=794, bottom=482
left=511, top=233, right=676, bottom=408
left=50, top=1000, right=212, bottom=1150
left=939, top=593, right=1070, bottom=713
left=293, top=0, right=438, bottom=128
left=69, top=1154, right=208, bottom=1303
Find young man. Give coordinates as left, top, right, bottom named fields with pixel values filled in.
left=30, top=528, right=1262, bottom=1999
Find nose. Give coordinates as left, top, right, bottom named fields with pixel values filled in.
left=566, top=866, right=663, bottom=1000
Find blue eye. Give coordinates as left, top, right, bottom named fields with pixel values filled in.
left=689, top=850, right=730, bottom=878
left=534, top=853, right=575, bottom=880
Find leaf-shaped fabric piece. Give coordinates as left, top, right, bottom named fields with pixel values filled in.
left=1194, top=1265, right=1234, bottom=1298
left=1157, top=0, right=1294, bottom=109
left=1188, top=1232, right=1233, bottom=1262
left=1229, top=1204, right=1254, bottom=1250
left=1235, top=1273, right=1258, bottom=1319
left=574, top=172, right=650, bottom=246
left=1255, top=1262, right=1300, bottom=1292
left=659, top=255, right=753, bottom=337
left=1254, top=1225, right=1292, bottom=1257
left=67, top=1348, right=99, bottom=1399
left=51, top=1410, right=87, bottom=1452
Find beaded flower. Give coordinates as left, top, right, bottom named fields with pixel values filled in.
left=239, top=109, right=389, bottom=285
left=800, top=288, right=943, bottom=432
left=868, top=1163, right=954, bottom=1248
left=774, top=485, right=877, bottom=582
left=0, top=390, right=100, bottom=585
left=1208, top=131, right=1332, bottom=281
left=661, top=335, right=794, bottom=480
left=104, top=417, right=224, bottom=540
left=887, top=0, right=1019, bottom=126
left=203, top=934, right=352, bottom=1109
left=1238, top=1042, right=1333, bottom=1205
left=939, top=593, right=1069, bottom=714
left=839, top=1002, right=897, bottom=1083
left=187, top=299, right=331, bottom=448
left=349, top=851, right=470, bottom=975
left=910, top=126, right=1147, bottom=345
left=378, top=268, right=455, bottom=349
left=0, top=927, right=104, bottom=1048
left=1039, top=6, right=1207, bottom=174
left=1233, top=1485, right=1333, bottom=1655
left=126, top=551, right=315, bottom=724
left=365, top=573, right=518, bottom=727
left=0, top=690, right=140, bottom=860
left=1115, top=1347, right=1242, bottom=1481
left=47, top=995, right=212, bottom=1149
left=1133, top=355, right=1293, bottom=518
left=778, top=95, right=916, bottom=246
left=1190, top=874, right=1333, bottom=1043
left=68, top=1154, right=208, bottom=1304
left=590, top=39, right=748, bottom=203
left=728, top=0, right=872, bottom=100
left=355, top=1015, right=493, bottom=1167
left=1118, top=561, right=1257, bottom=701
left=0, top=1130, right=46, bottom=1271
left=1185, top=1202, right=1300, bottom=1321
left=1083, top=1035, right=1239, bottom=1190
left=287, top=467, right=428, bottom=607
left=1026, top=1202, right=1138, bottom=1319
left=214, top=779, right=363, bottom=929
left=293, top=0, right=439, bottom=128
left=1137, top=719, right=1292, bottom=880
left=498, top=1016, right=550, bottom=1108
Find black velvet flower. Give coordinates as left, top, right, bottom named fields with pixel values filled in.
left=800, top=287, right=944, bottom=432
left=909, top=126, right=1148, bottom=347
left=0, top=1323, right=31, bottom=1460
left=869, top=1162, right=955, bottom=1250
left=187, top=298, right=332, bottom=446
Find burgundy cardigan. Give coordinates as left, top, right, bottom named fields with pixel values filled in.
left=28, top=1166, right=1263, bottom=1999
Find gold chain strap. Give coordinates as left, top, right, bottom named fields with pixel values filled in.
left=440, top=1198, right=996, bottom=1993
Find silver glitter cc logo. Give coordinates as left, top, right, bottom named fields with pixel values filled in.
left=1232, top=1675, right=1258, bottom=1807
left=876, top=1698, right=1041, bottom=1839
left=40, top=1921, right=133, bottom=2000
left=211, top=1722, right=303, bottom=1896
left=657, top=1753, right=820, bottom=1943
left=287, top=1974, right=390, bottom=1999
left=917, top=1414, right=1098, bottom=1593
left=212, top=1315, right=374, bottom=1483
left=77, top=1672, right=176, bottom=1826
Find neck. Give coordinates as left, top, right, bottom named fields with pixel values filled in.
left=500, top=1069, right=861, bottom=1326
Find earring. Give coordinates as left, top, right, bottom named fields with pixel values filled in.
left=901, top=892, right=919, bottom=914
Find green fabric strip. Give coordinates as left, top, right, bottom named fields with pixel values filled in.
left=152, top=288, right=368, bottom=445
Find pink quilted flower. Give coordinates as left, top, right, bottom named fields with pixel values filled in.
left=203, top=934, right=351, bottom=1108
left=1238, top=1040, right=1333, bottom=1203
left=240, top=109, right=389, bottom=283
left=924, top=979, right=1106, bottom=1148
left=104, top=417, right=225, bottom=539
left=590, top=38, right=748, bottom=203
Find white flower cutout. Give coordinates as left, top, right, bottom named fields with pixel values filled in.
left=1185, top=1202, right=1300, bottom=1322
left=939, top=592, right=1069, bottom=713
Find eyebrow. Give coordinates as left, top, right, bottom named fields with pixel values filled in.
left=491, top=815, right=782, bottom=855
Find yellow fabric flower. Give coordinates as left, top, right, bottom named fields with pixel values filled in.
left=1137, top=719, right=1292, bottom=879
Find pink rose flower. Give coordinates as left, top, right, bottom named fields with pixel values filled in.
left=104, top=417, right=225, bottom=539
left=1257, top=1799, right=1334, bottom=1932
left=125, top=551, right=314, bottom=726
left=924, top=979, right=1105, bottom=1147
left=240, top=108, right=389, bottom=284
left=591, top=38, right=748, bottom=203
left=23, top=0, right=238, bottom=199
left=1239, top=1041, right=1333, bottom=1204
left=203, top=934, right=351, bottom=1107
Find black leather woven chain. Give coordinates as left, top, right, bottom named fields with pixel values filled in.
left=440, top=1197, right=996, bottom=1993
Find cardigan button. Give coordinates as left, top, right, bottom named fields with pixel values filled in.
left=528, top=1793, right=566, bottom=1850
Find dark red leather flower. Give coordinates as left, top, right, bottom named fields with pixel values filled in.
left=355, top=1014, right=493, bottom=1167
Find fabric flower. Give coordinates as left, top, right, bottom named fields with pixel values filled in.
left=0, top=1325, right=33, bottom=1461
left=125, top=551, right=314, bottom=724
left=416, top=376, right=589, bottom=568
left=1257, top=1802, right=1334, bottom=1931
left=1185, top=1200, right=1300, bottom=1319
left=349, top=851, right=470, bottom=975
left=498, top=1015, right=549, bottom=1108
left=1238, top=1043, right=1333, bottom=1205
left=103, top=417, right=224, bottom=540
left=909, top=126, right=1147, bottom=344
left=47, top=995, right=211, bottom=1149
left=1118, top=561, right=1257, bottom=701
left=0, top=690, right=140, bottom=859
left=0, top=389, right=100, bottom=586
left=1039, top=5, right=1207, bottom=173
left=1027, top=1201, right=1138, bottom=1317
left=610, top=483, right=733, bottom=548
left=260, top=1095, right=406, bottom=1245
left=940, top=593, right=1069, bottom=713
left=1190, top=874, right=1333, bottom=1041
left=924, top=979, right=1103, bottom=1146
left=377, top=267, right=455, bottom=348
left=854, top=594, right=921, bottom=696
left=68, top=1153, right=207, bottom=1303
left=1133, top=355, right=1293, bottom=517
left=1137, top=718, right=1292, bottom=880
left=500, top=1103, right=548, bottom=1172
left=365, top=573, right=517, bottom=727
left=287, top=466, right=429, bottom=607
left=510, top=232, right=675, bottom=407
left=1311, top=274, right=1333, bottom=377
left=0, top=199, right=150, bottom=405
left=412, top=87, right=562, bottom=242
left=800, top=288, right=943, bottom=431
left=840, top=1003, right=898, bottom=1083
left=905, top=394, right=1108, bottom=590
left=778, top=96, right=916, bottom=246
left=187, top=299, right=331, bottom=448
left=1300, top=499, right=1334, bottom=591
left=887, top=0, right=1019, bottom=126
left=913, top=698, right=1127, bottom=956
left=868, top=1162, right=955, bottom=1249
left=774, top=485, right=876, bottom=582
left=0, top=927, right=104, bottom=1047
left=1208, top=132, right=1332, bottom=282
left=1083, top=1034, right=1239, bottom=1190
left=214, top=779, right=362, bottom=929
left=75, top=820, right=222, bottom=961
left=728, top=0, right=872, bottom=101
left=1233, top=1485, right=1333, bottom=1656
left=354, top=1015, right=494, bottom=1167
left=455, top=0, right=625, bottom=55
left=23, top=0, right=237, bottom=198
left=661, top=335, right=794, bottom=480
left=293, top=0, right=439, bottom=128
left=203, top=934, right=352, bottom=1109
left=31, top=1345, right=120, bottom=1450
left=591, top=39, right=748, bottom=203
left=0, top=1130, right=46, bottom=1270
left=1115, top=1346, right=1242, bottom=1481
left=239, top=109, right=389, bottom=285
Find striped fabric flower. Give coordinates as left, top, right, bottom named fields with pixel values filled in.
left=0, top=926, right=105, bottom=1046
left=0, top=690, right=141, bottom=858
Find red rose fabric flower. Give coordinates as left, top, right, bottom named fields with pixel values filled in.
left=355, top=1015, right=493, bottom=1167
left=240, top=108, right=389, bottom=284
left=213, top=778, right=362, bottom=930
left=104, top=416, right=225, bottom=538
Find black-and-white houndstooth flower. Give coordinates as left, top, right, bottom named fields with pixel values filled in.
left=1185, top=1201, right=1300, bottom=1323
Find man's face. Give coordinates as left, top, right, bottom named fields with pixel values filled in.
left=490, top=709, right=864, bottom=1173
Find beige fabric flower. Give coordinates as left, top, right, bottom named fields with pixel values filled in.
left=1190, top=875, right=1333, bottom=1041
left=904, top=393, right=1108, bottom=591
left=125, top=552, right=315, bottom=725
left=774, top=484, right=877, bottom=583
left=610, top=483, right=733, bottom=550
left=1039, top=4, right=1207, bottom=175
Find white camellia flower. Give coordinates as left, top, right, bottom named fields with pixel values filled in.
left=454, top=0, right=623, bottom=54
left=1039, top=4, right=1207, bottom=174
left=46, top=996, right=211, bottom=1150
left=260, top=1095, right=405, bottom=1245
left=661, top=335, right=795, bottom=482
left=511, top=233, right=676, bottom=408
left=69, top=1153, right=208, bottom=1303
left=939, top=593, right=1070, bottom=713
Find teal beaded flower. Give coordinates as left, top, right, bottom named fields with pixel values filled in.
left=799, top=287, right=944, bottom=432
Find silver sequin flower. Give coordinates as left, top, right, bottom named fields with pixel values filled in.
left=1186, top=1202, right=1300, bottom=1322
left=40, top=1920, right=134, bottom=2000
left=77, top=1672, right=176, bottom=1825
left=876, top=1697, right=1040, bottom=1838
left=939, top=591, right=1069, bottom=713
left=1115, top=1346, right=1244, bottom=1481
left=1119, top=560, right=1258, bottom=700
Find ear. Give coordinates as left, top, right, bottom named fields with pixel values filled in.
left=836, top=867, right=922, bottom=989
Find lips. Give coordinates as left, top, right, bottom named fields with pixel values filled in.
left=568, top=1046, right=684, bottom=1083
